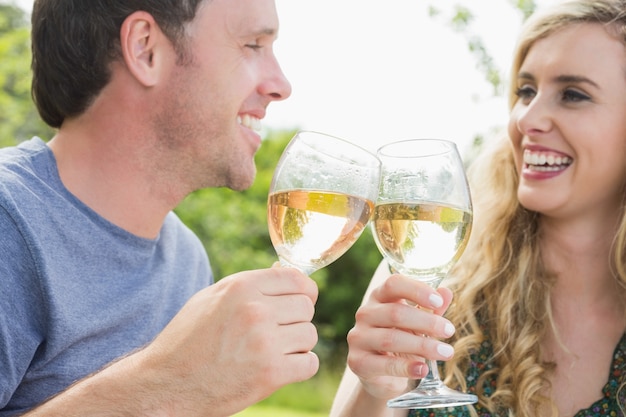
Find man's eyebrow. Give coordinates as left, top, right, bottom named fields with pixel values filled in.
left=248, top=27, right=277, bottom=37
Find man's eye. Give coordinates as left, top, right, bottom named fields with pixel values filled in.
left=245, top=43, right=262, bottom=51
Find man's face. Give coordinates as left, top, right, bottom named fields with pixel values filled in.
left=152, top=0, right=291, bottom=193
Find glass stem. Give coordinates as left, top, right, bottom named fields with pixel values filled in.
left=419, top=359, right=445, bottom=390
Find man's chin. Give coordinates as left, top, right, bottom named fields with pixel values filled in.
left=227, top=168, right=257, bottom=192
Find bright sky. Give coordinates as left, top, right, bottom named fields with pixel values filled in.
left=271, top=0, right=524, bottom=156
left=14, top=0, right=554, bottom=156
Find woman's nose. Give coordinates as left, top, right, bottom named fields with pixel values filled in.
left=513, top=94, right=553, bottom=136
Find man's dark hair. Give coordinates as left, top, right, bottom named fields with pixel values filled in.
left=31, top=0, right=205, bottom=128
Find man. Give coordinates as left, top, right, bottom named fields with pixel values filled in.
left=0, top=0, right=319, bottom=415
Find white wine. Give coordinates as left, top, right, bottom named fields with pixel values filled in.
left=372, top=201, right=471, bottom=286
left=268, top=190, right=374, bottom=275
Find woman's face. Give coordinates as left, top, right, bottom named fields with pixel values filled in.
left=508, top=23, right=626, bottom=220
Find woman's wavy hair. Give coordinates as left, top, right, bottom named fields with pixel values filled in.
left=442, top=1, right=626, bottom=415
left=31, top=0, right=207, bottom=129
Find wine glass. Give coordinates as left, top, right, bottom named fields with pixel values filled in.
left=371, top=139, right=478, bottom=409
left=268, top=130, right=381, bottom=275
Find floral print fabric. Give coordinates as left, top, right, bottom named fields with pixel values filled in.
left=408, top=333, right=626, bottom=417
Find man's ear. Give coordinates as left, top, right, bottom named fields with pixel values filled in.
left=119, top=11, right=166, bottom=87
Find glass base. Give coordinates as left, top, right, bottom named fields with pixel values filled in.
left=387, top=385, right=478, bottom=409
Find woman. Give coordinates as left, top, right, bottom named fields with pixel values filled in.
left=330, top=1, right=626, bottom=416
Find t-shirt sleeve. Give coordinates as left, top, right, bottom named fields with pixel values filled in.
left=0, top=205, right=46, bottom=408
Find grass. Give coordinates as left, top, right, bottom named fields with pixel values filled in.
left=233, top=367, right=341, bottom=417
left=234, top=405, right=327, bottom=417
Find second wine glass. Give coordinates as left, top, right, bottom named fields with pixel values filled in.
left=371, top=139, right=478, bottom=409
left=268, top=131, right=381, bottom=275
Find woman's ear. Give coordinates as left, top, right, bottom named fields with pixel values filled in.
left=119, top=11, right=166, bottom=87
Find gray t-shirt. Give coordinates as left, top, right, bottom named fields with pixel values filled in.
left=0, top=138, right=212, bottom=415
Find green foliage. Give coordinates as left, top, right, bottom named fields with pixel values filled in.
left=429, top=2, right=537, bottom=96
left=311, top=228, right=380, bottom=364
left=2, top=0, right=532, bottom=380
left=0, top=2, right=26, bottom=29
left=231, top=356, right=344, bottom=415
left=0, top=2, right=54, bottom=146
left=0, top=4, right=541, bottom=412
left=235, top=405, right=327, bottom=417
left=0, top=0, right=380, bottom=369
left=427, top=5, right=441, bottom=18
left=509, top=0, right=537, bottom=20
left=248, top=367, right=341, bottom=413
left=175, top=130, right=293, bottom=278
left=451, top=5, right=504, bottom=96
left=450, top=5, right=474, bottom=30
left=175, top=129, right=382, bottom=365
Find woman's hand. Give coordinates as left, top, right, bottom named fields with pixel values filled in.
left=346, top=272, right=455, bottom=400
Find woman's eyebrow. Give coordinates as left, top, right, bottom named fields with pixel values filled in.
left=517, top=71, right=599, bottom=88
left=553, top=74, right=600, bottom=88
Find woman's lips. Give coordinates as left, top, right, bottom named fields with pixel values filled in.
left=523, top=149, right=573, bottom=172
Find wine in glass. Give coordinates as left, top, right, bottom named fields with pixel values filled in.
left=371, top=139, right=478, bottom=409
left=268, top=131, right=381, bottom=275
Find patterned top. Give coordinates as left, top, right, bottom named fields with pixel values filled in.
left=409, top=333, right=626, bottom=417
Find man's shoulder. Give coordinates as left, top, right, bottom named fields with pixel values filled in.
left=0, top=138, right=52, bottom=191
left=0, top=137, right=48, bottom=162
left=163, top=211, right=207, bottom=255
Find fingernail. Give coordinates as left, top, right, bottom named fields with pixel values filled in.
left=437, top=343, right=454, bottom=358
left=410, top=362, right=427, bottom=378
left=443, top=322, right=456, bottom=337
left=429, top=293, right=444, bottom=308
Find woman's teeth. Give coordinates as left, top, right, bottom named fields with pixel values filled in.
left=523, top=149, right=572, bottom=172
left=238, top=114, right=262, bottom=132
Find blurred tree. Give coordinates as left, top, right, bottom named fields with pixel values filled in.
left=429, top=1, right=537, bottom=95
left=509, top=0, right=537, bottom=20
left=312, top=227, right=380, bottom=364
left=175, top=130, right=294, bottom=280
left=0, top=0, right=379, bottom=364
left=429, top=1, right=537, bottom=163
left=175, top=129, right=382, bottom=364
left=0, top=0, right=539, bottom=367
left=0, top=2, right=53, bottom=146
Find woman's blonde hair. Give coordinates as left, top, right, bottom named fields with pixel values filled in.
left=442, top=1, right=626, bottom=415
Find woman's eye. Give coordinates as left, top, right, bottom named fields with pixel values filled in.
left=515, top=86, right=536, bottom=101
left=562, top=89, right=590, bottom=103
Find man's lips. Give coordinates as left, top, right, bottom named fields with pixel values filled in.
left=237, top=114, right=262, bottom=133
